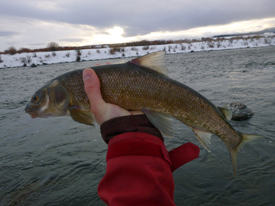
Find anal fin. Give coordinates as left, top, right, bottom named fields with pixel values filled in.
left=192, top=128, right=212, bottom=152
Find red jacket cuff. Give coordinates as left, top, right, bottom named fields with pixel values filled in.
left=107, top=132, right=172, bottom=166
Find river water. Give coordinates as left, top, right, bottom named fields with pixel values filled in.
left=1, top=46, right=275, bottom=206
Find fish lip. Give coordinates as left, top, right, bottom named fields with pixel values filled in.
left=26, top=110, right=39, bottom=118
left=25, top=104, right=42, bottom=118
left=29, top=114, right=37, bottom=119
left=25, top=105, right=37, bottom=115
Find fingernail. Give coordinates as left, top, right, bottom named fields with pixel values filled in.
left=83, top=69, right=92, bottom=81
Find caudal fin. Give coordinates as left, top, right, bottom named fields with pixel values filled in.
left=229, top=132, right=262, bottom=177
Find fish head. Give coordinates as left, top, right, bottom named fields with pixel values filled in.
left=25, top=79, right=70, bottom=118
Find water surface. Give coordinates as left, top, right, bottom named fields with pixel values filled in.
left=1, top=46, right=275, bottom=205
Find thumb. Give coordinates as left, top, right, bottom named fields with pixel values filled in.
left=83, top=68, right=106, bottom=115
left=83, top=68, right=132, bottom=125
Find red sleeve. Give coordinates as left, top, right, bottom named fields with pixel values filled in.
left=98, top=115, right=199, bottom=206
left=98, top=132, right=176, bottom=206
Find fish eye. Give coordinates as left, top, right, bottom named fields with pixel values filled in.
left=32, top=94, right=40, bottom=103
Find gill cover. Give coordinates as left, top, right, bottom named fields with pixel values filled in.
left=48, top=79, right=70, bottom=115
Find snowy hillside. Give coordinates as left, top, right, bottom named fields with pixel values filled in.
left=0, top=36, right=274, bottom=68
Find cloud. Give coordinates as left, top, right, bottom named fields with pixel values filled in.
left=0, top=31, right=19, bottom=37
left=0, top=0, right=275, bottom=50
left=1, top=0, right=275, bottom=38
left=59, top=38, right=85, bottom=42
left=0, top=17, right=99, bottom=50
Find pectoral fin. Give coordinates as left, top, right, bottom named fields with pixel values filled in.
left=192, top=128, right=212, bottom=152
left=69, top=106, right=95, bottom=126
left=142, top=108, right=174, bottom=137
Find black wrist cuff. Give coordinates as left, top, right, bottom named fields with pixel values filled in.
left=100, top=114, right=164, bottom=144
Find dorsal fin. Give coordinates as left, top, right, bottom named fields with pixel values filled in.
left=129, top=51, right=168, bottom=75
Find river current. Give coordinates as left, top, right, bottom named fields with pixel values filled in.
left=1, top=46, right=275, bottom=205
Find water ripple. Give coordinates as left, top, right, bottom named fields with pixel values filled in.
left=1, top=46, right=275, bottom=205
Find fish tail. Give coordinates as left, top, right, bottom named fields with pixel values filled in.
left=229, top=131, right=262, bottom=177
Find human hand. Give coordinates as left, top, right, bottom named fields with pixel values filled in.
left=83, top=68, right=142, bottom=125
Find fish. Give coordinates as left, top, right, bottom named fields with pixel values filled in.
left=25, top=51, right=261, bottom=176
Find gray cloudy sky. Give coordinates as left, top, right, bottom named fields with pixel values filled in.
left=0, top=0, right=275, bottom=51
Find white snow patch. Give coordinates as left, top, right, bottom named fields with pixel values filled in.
left=0, top=36, right=275, bottom=69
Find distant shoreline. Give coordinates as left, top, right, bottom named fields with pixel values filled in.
left=1, top=35, right=274, bottom=69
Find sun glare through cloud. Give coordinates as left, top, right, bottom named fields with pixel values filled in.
left=107, top=26, right=124, bottom=36
left=90, top=26, right=136, bottom=45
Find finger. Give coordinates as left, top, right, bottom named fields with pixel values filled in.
left=83, top=68, right=106, bottom=114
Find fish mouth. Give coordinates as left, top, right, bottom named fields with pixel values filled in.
left=30, top=114, right=37, bottom=119
left=25, top=108, right=39, bottom=118
left=25, top=104, right=54, bottom=119
left=25, top=104, right=40, bottom=118
left=26, top=109, right=52, bottom=119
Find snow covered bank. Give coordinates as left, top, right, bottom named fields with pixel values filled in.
left=0, top=36, right=274, bottom=69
